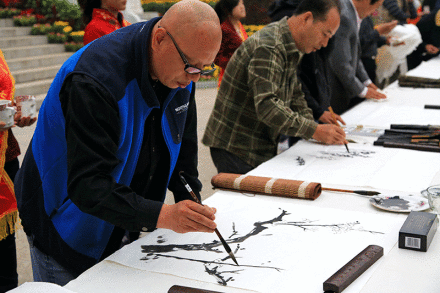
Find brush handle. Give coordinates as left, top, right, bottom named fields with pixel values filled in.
left=179, top=172, right=238, bottom=265
left=424, top=105, right=440, bottom=110
left=214, top=229, right=231, bottom=253
left=328, top=107, right=349, bottom=153
left=390, top=124, right=440, bottom=130
left=322, top=187, right=354, bottom=193
left=383, top=142, right=440, bottom=153
left=322, top=187, right=380, bottom=196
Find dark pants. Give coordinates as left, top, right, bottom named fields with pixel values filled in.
left=407, top=45, right=440, bottom=71
left=210, top=148, right=254, bottom=174
left=0, top=158, right=20, bottom=293
left=0, top=234, right=18, bottom=293
left=4, top=158, right=19, bottom=182
left=361, top=57, right=377, bottom=84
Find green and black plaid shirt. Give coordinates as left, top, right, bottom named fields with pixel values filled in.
left=202, top=17, right=318, bottom=168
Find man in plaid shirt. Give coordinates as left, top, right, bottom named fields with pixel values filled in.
left=203, top=0, right=347, bottom=174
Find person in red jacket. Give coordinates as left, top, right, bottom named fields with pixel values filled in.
left=0, top=49, right=36, bottom=293
left=79, top=0, right=131, bottom=45
left=214, top=0, right=247, bottom=87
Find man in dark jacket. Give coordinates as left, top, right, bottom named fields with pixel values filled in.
left=406, top=8, right=440, bottom=70
left=359, top=17, right=398, bottom=83
left=14, top=0, right=222, bottom=285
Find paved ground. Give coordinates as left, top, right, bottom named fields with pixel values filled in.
left=14, top=87, right=219, bottom=286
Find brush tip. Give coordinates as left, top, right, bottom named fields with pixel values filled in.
left=229, top=252, right=239, bottom=266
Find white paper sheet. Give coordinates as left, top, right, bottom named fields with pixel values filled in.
left=354, top=104, right=440, bottom=128
left=342, top=87, right=440, bottom=128
left=107, top=192, right=405, bottom=293
left=404, top=55, right=440, bottom=79
left=9, top=282, right=77, bottom=293
left=250, top=140, right=439, bottom=193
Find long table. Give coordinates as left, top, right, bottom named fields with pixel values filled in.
left=12, top=59, right=440, bottom=293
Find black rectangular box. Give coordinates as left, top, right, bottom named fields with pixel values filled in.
left=399, top=211, right=438, bottom=252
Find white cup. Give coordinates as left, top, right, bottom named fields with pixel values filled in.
left=15, top=95, right=36, bottom=118
left=423, top=5, right=430, bottom=14
left=0, top=101, right=16, bottom=128
left=0, top=100, right=11, bottom=110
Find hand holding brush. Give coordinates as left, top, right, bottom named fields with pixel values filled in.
left=179, top=171, right=239, bottom=265
left=328, top=106, right=350, bottom=153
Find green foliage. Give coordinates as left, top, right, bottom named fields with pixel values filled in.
left=69, top=31, right=84, bottom=43
left=30, top=22, right=51, bottom=34
left=142, top=2, right=173, bottom=14
left=0, top=8, right=20, bottom=18
left=142, top=2, right=159, bottom=12
left=142, top=1, right=216, bottom=14
left=24, top=0, right=54, bottom=17
left=47, top=31, right=67, bottom=43
left=64, top=41, right=83, bottom=52
left=53, top=0, right=81, bottom=23
left=21, top=0, right=83, bottom=30
left=13, top=14, right=37, bottom=26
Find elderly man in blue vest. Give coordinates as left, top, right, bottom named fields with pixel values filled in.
left=15, top=0, right=222, bottom=285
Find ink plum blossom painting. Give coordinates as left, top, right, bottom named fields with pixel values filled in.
left=107, top=192, right=405, bottom=293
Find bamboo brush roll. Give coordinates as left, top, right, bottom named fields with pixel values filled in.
left=211, top=173, right=322, bottom=200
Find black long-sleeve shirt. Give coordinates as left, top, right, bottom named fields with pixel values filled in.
left=60, top=74, right=201, bottom=239
left=360, top=17, right=388, bottom=59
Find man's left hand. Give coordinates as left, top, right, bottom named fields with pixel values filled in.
left=319, top=111, right=346, bottom=125
left=14, top=112, right=37, bottom=127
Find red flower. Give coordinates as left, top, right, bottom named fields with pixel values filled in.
left=19, top=8, right=34, bottom=16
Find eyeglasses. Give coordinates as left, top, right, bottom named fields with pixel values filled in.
left=160, top=26, right=216, bottom=76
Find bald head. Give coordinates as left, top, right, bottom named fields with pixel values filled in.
left=161, top=0, right=221, bottom=39
left=149, top=0, right=222, bottom=88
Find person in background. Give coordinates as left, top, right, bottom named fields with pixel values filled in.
left=268, top=0, right=344, bottom=153
left=203, top=0, right=347, bottom=175
left=377, top=0, right=418, bottom=24
left=406, top=8, right=440, bottom=69
left=267, top=0, right=297, bottom=21
left=324, top=0, right=387, bottom=115
left=268, top=0, right=345, bottom=127
left=214, top=0, right=248, bottom=87
left=360, top=17, right=398, bottom=83
left=15, top=0, right=221, bottom=286
left=421, top=0, right=440, bottom=12
left=0, top=49, right=36, bottom=293
left=79, top=0, right=131, bottom=45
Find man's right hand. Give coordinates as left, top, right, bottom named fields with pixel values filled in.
left=156, top=200, right=217, bottom=234
left=426, top=44, right=440, bottom=55
left=376, top=20, right=398, bottom=35
left=312, top=124, right=347, bottom=145
left=365, top=88, right=387, bottom=100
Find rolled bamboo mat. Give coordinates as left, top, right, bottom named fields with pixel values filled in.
left=211, top=173, right=322, bottom=200
left=398, top=75, right=440, bottom=88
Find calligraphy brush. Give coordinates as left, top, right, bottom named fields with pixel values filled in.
left=328, top=106, right=349, bottom=153
left=179, top=171, right=239, bottom=266
left=322, top=187, right=380, bottom=196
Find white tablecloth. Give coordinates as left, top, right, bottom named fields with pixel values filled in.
left=15, top=56, right=440, bottom=293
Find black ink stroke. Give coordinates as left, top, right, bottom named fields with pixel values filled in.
left=314, top=150, right=375, bottom=160
left=296, top=156, right=305, bottom=166
left=140, top=209, right=384, bottom=286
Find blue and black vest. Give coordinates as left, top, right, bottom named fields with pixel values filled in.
left=15, top=18, right=193, bottom=275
